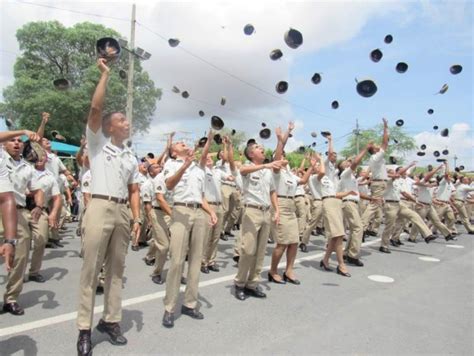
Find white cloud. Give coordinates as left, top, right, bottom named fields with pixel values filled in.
left=405, top=122, right=474, bottom=171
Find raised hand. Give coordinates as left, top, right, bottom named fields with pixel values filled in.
left=288, top=121, right=295, bottom=132
left=382, top=118, right=388, bottom=126
left=41, top=112, right=50, bottom=124
left=97, top=58, right=110, bottom=74
left=275, top=127, right=283, bottom=142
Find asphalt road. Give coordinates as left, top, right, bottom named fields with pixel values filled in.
left=0, top=223, right=473, bottom=355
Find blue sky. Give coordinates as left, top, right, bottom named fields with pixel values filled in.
left=0, top=0, right=472, bottom=168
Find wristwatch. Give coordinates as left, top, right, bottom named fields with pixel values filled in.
left=133, top=218, right=143, bottom=225
left=3, top=239, right=17, bottom=248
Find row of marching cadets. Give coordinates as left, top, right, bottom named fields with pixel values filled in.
left=1, top=60, right=473, bottom=356
left=0, top=111, right=79, bottom=316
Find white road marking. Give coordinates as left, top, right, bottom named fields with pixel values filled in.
left=418, top=256, right=440, bottom=262
left=446, top=244, right=464, bottom=249
left=0, top=238, right=382, bottom=337
left=368, top=275, right=395, bottom=283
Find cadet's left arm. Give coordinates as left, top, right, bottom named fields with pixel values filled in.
left=128, top=183, right=141, bottom=239
left=201, top=198, right=217, bottom=226
left=270, top=190, right=280, bottom=225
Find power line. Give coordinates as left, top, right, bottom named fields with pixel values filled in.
left=15, top=0, right=130, bottom=22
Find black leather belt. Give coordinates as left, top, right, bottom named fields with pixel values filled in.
left=343, top=200, right=358, bottom=204
left=437, top=200, right=450, bottom=204
left=385, top=200, right=399, bottom=203
left=92, top=194, right=128, bottom=204
left=222, top=182, right=235, bottom=187
left=174, top=202, right=202, bottom=209
left=277, top=195, right=294, bottom=199
left=372, top=179, right=388, bottom=182
left=153, top=206, right=162, bottom=210
left=312, top=198, right=322, bottom=201
left=295, top=195, right=305, bottom=198
left=455, top=199, right=465, bottom=203
left=245, top=204, right=270, bottom=211
left=208, top=202, right=221, bottom=206
left=16, top=205, right=26, bottom=210
left=418, top=201, right=430, bottom=206
left=322, top=196, right=336, bottom=200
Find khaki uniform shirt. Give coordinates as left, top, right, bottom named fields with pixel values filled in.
left=368, top=149, right=388, bottom=180
left=163, top=159, right=204, bottom=204
left=86, top=126, right=140, bottom=199
left=5, top=153, right=40, bottom=206
left=338, top=168, right=359, bottom=202
left=241, top=163, right=275, bottom=208
left=35, top=170, right=60, bottom=204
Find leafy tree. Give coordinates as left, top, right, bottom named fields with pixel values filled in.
left=1, top=21, right=161, bottom=145
left=340, top=124, right=416, bottom=164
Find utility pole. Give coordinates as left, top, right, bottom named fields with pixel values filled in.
left=126, top=4, right=136, bottom=138
left=453, top=154, right=458, bottom=169
left=353, top=118, right=361, bottom=155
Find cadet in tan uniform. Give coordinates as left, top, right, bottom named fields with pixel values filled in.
left=337, top=145, right=369, bottom=266
left=316, top=153, right=354, bottom=277
left=268, top=124, right=313, bottom=284
left=0, top=129, right=39, bottom=272
left=234, top=141, right=282, bottom=300
left=409, top=165, right=453, bottom=242
left=432, top=163, right=456, bottom=235
left=451, top=176, right=474, bottom=234
left=1, top=135, right=44, bottom=315
left=28, top=152, right=62, bottom=282
left=161, top=136, right=217, bottom=328
left=201, top=135, right=235, bottom=273
left=76, top=59, right=141, bottom=355
left=361, top=119, right=389, bottom=235
left=380, top=166, right=437, bottom=252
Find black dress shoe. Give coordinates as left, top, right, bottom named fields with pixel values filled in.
left=28, top=274, right=46, bottom=283
left=131, top=245, right=139, bottom=252
left=424, top=235, right=437, bottom=244
left=144, top=258, right=155, bottom=266
left=346, top=256, right=364, bottom=267
left=53, top=240, right=64, bottom=248
left=367, top=230, right=378, bottom=237
left=208, top=264, right=220, bottom=272
left=336, top=266, right=351, bottom=277
left=267, top=238, right=274, bottom=244
left=201, top=266, right=210, bottom=274
left=268, top=273, right=286, bottom=284
left=379, top=246, right=391, bottom=254
left=283, top=272, right=301, bottom=285
left=77, top=329, right=92, bottom=356
left=389, top=239, right=399, bottom=247
left=152, top=275, right=164, bottom=285
left=181, top=305, right=204, bottom=319
left=2, top=302, right=24, bottom=316
left=234, top=286, right=247, bottom=301
left=407, top=238, right=417, bottom=243
left=45, top=242, right=57, bottom=249
left=299, top=243, right=308, bottom=253
left=233, top=224, right=240, bottom=231
left=181, top=277, right=187, bottom=285
left=319, top=260, right=333, bottom=272
left=445, top=234, right=456, bottom=241
left=225, top=231, right=235, bottom=238
left=468, top=231, right=474, bottom=235
left=96, top=319, right=127, bottom=345
left=232, top=255, right=240, bottom=263
left=96, top=285, right=104, bottom=294
left=397, top=240, right=404, bottom=246
left=244, top=287, right=266, bottom=298
left=162, top=311, right=174, bottom=328
left=220, top=233, right=228, bottom=241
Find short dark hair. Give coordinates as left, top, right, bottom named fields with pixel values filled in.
left=102, top=111, right=122, bottom=137
left=368, top=147, right=376, bottom=155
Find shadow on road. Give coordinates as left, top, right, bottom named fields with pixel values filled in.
left=0, top=335, right=38, bottom=355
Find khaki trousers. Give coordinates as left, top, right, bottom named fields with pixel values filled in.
left=50, top=205, right=67, bottom=241
left=76, top=199, right=131, bottom=330
left=342, top=200, right=363, bottom=258
left=392, top=200, right=415, bottom=241
left=227, top=190, right=242, bottom=230
left=294, top=196, right=307, bottom=237
left=434, top=203, right=456, bottom=234
left=395, top=200, right=432, bottom=242
left=453, top=200, right=474, bottom=233
left=234, top=207, right=271, bottom=289
left=301, top=199, right=323, bottom=245
left=221, top=184, right=237, bottom=233
left=409, top=204, right=450, bottom=239
left=362, top=181, right=387, bottom=231
left=164, top=206, right=207, bottom=313
left=1, top=208, right=36, bottom=303
left=202, top=204, right=224, bottom=266
left=149, top=209, right=171, bottom=276
left=381, top=202, right=402, bottom=248
left=29, top=212, right=49, bottom=276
